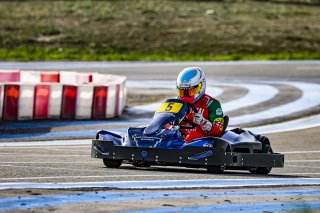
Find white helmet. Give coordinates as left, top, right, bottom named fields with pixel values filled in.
left=176, top=67, right=206, bottom=103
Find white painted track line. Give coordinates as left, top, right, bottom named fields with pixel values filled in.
left=231, top=81, right=320, bottom=125
left=214, top=82, right=278, bottom=112
left=248, top=114, right=320, bottom=134
left=1, top=178, right=319, bottom=190
left=0, top=139, right=91, bottom=147
left=126, top=80, right=320, bottom=134
left=127, top=80, right=320, bottom=126
left=0, top=174, right=181, bottom=182
left=282, top=150, right=320, bottom=154
left=1, top=114, right=320, bottom=146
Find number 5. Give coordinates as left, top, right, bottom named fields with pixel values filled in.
left=165, top=103, right=174, bottom=111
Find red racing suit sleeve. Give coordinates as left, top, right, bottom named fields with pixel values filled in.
left=198, top=98, right=224, bottom=137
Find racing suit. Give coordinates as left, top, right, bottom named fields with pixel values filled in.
left=180, top=94, right=224, bottom=142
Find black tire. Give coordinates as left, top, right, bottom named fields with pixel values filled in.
left=207, top=165, right=225, bottom=174
left=255, top=134, right=267, bottom=143
left=132, top=162, right=151, bottom=167
left=249, top=144, right=273, bottom=174
left=103, top=159, right=122, bottom=168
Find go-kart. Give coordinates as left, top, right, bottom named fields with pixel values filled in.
left=91, top=99, right=284, bottom=174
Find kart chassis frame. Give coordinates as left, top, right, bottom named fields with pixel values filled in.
left=92, top=139, right=284, bottom=168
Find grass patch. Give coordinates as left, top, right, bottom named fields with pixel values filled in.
left=0, top=0, right=319, bottom=61
left=1, top=46, right=319, bottom=61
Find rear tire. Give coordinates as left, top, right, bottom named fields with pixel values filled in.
left=207, top=165, right=225, bottom=174
left=249, top=144, right=273, bottom=174
left=103, top=159, right=122, bottom=168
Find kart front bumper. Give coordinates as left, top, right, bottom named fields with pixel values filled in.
left=91, top=140, right=284, bottom=168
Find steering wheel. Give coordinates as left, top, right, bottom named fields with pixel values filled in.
left=177, top=102, right=198, bottom=129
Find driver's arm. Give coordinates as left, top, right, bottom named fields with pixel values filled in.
left=206, top=100, right=224, bottom=136
left=193, top=100, right=224, bottom=136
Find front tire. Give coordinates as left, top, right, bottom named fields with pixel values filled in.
left=103, top=159, right=123, bottom=168
left=249, top=144, right=273, bottom=174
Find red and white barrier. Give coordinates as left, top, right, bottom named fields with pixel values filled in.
left=60, top=85, right=77, bottom=119
left=76, top=85, right=94, bottom=119
left=41, top=72, right=60, bottom=83
left=0, top=70, right=126, bottom=120
left=18, top=84, right=35, bottom=120
left=33, top=84, right=50, bottom=120
left=2, top=84, right=19, bottom=120
left=76, top=73, right=92, bottom=84
left=20, top=71, right=41, bottom=83
left=91, top=86, right=108, bottom=119
left=118, top=80, right=126, bottom=116
left=48, top=84, right=63, bottom=119
left=60, top=71, right=77, bottom=84
left=0, top=70, right=20, bottom=82
left=106, top=84, right=117, bottom=118
left=0, top=84, right=3, bottom=120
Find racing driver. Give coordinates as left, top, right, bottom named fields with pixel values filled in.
left=176, top=67, right=224, bottom=142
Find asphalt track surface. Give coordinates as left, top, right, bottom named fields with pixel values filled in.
left=0, top=61, right=320, bottom=212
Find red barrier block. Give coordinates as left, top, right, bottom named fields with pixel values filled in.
left=76, top=73, right=92, bottom=84
left=41, top=72, right=60, bottom=83
left=60, top=85, right=77, bottom=119
left=92, top=86, right=107, bottom=119
left=0, top=86, right=3, bottom=120
left=0, top=70, right=20, bottom=82
left=115, top=84, right=120, bottom=116
left=3, top=85, right=19, bottom=120
left=33, top=85, right=50, bottom=119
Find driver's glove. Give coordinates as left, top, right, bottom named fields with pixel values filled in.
left=170, top=125, right=180, bottom=130
left=193, top=113, right=212, bottom=132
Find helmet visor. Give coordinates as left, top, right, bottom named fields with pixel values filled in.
left=177, top=84, right=201, bottom=98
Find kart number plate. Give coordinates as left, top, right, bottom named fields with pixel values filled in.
left=157, top=102, right=183, bottom=113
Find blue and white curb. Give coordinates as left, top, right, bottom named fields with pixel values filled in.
left=0, top=188, right=319, bottom=212
left=121, top=201, right=320, bottom=213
